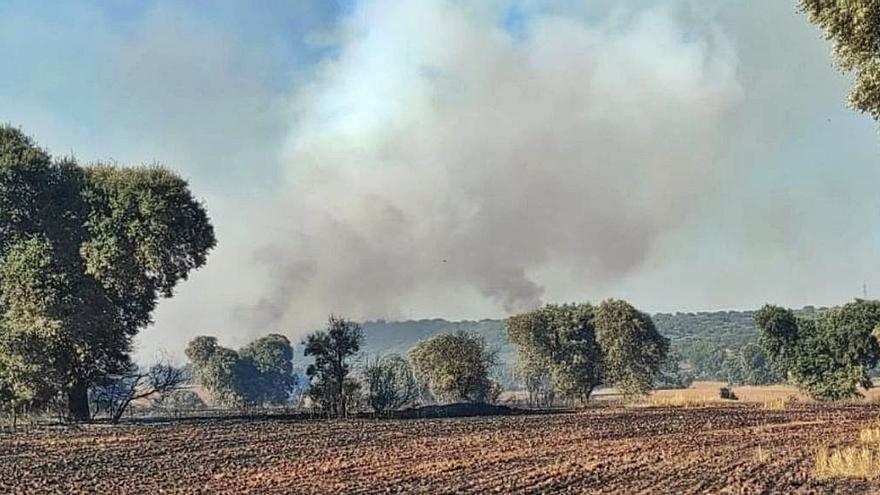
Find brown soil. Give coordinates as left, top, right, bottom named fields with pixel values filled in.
left=2, top=404, right=879, bottom=494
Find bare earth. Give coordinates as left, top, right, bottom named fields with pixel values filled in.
left=3, top=403, right=880, bottom=494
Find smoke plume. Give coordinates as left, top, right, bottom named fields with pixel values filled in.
left=236, top=1, right=743, bottom=332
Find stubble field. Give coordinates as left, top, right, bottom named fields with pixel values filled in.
left=3, top=401, right=880, bottom=494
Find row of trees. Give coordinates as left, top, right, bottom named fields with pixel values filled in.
left=185, top=334, right=298, bottom=408
left=186, top=317, right=500, bottom=417
left=506, top=299, right=668, bottom=405
left=185, top=300, right=670, bottom=415
left=20, top=298, right=880, bottom=419
left=679, top=342, right=779, bottom=387
left=312, top=326, right=500, bottom=415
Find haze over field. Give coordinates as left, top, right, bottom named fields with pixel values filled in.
left=1, top=0, right=878, bottom=360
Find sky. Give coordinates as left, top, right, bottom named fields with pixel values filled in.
left=1, top=0, right=878, bottom=361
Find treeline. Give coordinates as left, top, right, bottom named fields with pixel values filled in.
left=361, top=310, right=787, bottom=389
left=185, top=334, right=298, bottom=408
left=182, top=299, right=670, bottom=416
left=655, top=308, right=821, bottom=386
left=185, top=316, right=503, bottom=417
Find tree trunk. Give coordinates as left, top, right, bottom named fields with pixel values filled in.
left=67, top=383, right=90, bottom=422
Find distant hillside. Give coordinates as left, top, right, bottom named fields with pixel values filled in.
left=365, top=312, right=748, bottom=357
left=361, top=319, right=512, bottom=365
left=360, top=308, right=811, bottom=384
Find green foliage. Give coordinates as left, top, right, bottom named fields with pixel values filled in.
left=756, top=300, right=880, bottom=400
left=186, top=338, right=246, bottom=406
left=362, top=354, right=418, bottom=413
left=240, top=334, right=298, bottom=406
left=185, top=334, right=297, bottom=407
left=0, top=237, right=68, bottom=413
left=506, top=303, right=602, bottom=403
left=654, top=309, right=816, bottom=384
left=81, top=165, right=215, bottom=303
left=361, top=318, right=515, bottom=373
left=655, top=350, right=694, bottom=389
left=303, top=315, right=364, bottom=417
left=362, top=311, right=772, bottom=389
left=654, top=310, right=760, bottom=382
left=507, top=300, right=668, bottom=401
left=801, top=0, right=880, bottom=121
left=594, top=299, right=669, bottom=397
left=726, top=343, right=779, bottom=386
left=0, top=126, right=215, bottom=419
left=409, top=331, right=497, bottom=404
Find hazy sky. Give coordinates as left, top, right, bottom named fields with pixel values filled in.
left=1, top=1, right=878, bottom=361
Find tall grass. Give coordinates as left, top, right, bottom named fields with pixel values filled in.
left=646, top=394, right=723, bottom=408
left=814, top=446, right=880, bottom=479
left=814, top=425, right=880, bottom=480
left=761, top=397, right=788, bottom=411
left=860, top=426, right=880, bottom=445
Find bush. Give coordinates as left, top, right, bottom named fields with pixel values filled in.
left=363, top=354, right=418, bottom=413
left=719, top=387, right=738, bottom=400
left=409, top=332, right=497, bottom=404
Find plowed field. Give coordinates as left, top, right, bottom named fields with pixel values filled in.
left=3, top=404, right=879, bottom=494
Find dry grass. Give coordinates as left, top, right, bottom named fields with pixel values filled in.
left=814, top=446, right=880, bottom=480
left=813, top=425, right=880, bottom=480
left=762, top=397, right=789, bottom=411
left=754, top=446, right=770, bottom=463
left=732, top=385, right=805, bottom=403
left=650, top=382, right=806, bottom=407
left=862, top=427, right=880, bottom=445
left=646, top=394, right=726, bottom=408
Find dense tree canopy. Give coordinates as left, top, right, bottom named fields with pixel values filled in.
left=801, top=0, right=880, bottom=120
left=507, top=300, right=668, bottom=401
left=185, top=334, right=297, bottom=407
left=0, top=126, right=215, bottom=419
left=506, top=303, right=602, bottom=404
left=594, top=299, right=669, bottom=397
left=240, top=334, right=298, bottom=406
left=756, top=300, right=880, bottom=400
left=724, top=343, right=779, bottom=387
left=409, top=332, right=498, bottom=404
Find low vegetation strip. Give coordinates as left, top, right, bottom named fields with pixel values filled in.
left=3, top=404, right=879, bottom=494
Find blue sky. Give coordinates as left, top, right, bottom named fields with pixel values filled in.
left=1, top=1, right=878, bottom=359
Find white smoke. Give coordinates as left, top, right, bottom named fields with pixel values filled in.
left=236, top=0, right=744, bottom=332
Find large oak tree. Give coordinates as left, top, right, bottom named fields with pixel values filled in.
left=0, top=126, right=215, bottom=420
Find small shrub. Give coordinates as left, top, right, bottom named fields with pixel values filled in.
left=719, top=387, right=738, bottom=400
